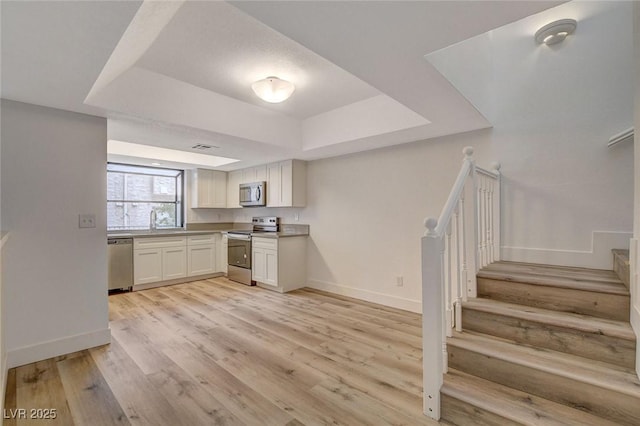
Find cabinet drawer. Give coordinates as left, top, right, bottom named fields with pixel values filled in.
left=134, top=236, right=186, bottom=250
left=252, top=237, right=278, bottom=250
left=187, top=234, right=217, bottom=246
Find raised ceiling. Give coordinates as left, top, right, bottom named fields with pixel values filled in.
left=1, top=0, right=564, bottom=170
left=136, top=1, right=380, bottom=119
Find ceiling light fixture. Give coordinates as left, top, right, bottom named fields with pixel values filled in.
left=535, top=19, right=577, bottom=45
left=251, top=76, right=295, bottom=103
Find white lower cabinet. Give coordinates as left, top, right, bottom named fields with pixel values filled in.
left=133, top=248, right=163, bottom=284
left=188, top=245, right=215, bottom=276
left=163, top=246, right=187, bottom=280
left=133, top=233, right=222, bottom=288
left=252, top=246, right=278, bottom=287
left=187, top=234, right=218, bottom=277
left=133, top=246, right=187, bottom=284
left=252, top=236, right=306, bottom=292
left=220, top=234, right=228, bottom=274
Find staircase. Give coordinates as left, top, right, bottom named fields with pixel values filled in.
left=440, top=260, right=640, bottom=425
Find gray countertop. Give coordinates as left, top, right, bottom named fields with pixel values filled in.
left=108, top=226, right=309, bottom=239
left=108, top=230, right=223, bottom=239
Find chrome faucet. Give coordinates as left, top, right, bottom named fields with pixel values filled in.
left=149, top=209, right=157, bottom=231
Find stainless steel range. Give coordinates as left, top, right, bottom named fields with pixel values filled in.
left=227, top=217, right=279, bottom=285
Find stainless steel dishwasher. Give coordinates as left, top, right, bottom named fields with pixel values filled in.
left=107, top=237, right=133, bottom=291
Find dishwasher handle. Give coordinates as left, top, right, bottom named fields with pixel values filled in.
left=108, top=238, right=133, bottom=245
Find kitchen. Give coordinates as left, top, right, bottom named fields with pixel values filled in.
left=107, top=160, right=309, bottom=294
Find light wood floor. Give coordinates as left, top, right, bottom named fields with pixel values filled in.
left=5, top=277, right=436, bottom=425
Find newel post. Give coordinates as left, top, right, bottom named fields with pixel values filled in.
left=422, top=217, right=443, bottom=420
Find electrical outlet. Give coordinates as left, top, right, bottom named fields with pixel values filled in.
left=396, top=276, right=404, bottom=287
left=294, top=213, right=300, bottom=221
left=79, top=213, right=96, bottom=229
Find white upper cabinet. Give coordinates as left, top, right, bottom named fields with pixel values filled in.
left=224, top=160, right=305, bottom=209
left=226, top=170, right=242, bottom=208
left=266, top=160, right=306, bottom=207
left=242, top=165, right=267, bottom=184
left=191, top=169, right=227, bottom=208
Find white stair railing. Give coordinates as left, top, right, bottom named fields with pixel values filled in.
left=421, top=146, right=500, bottom=420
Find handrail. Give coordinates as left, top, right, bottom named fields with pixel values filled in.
left=608, top=127, right=634, bottom=148
left=421, top=146, right=501, bottom=420
left=428, top=147, right=474, bottom=237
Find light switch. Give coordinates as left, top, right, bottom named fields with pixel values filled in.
left=79, top=213, right=96, bottom=228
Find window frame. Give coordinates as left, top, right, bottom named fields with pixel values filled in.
left=107, top=163, right=185, bottom=231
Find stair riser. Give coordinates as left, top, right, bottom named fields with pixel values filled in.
left=441, top=394, right=519, bottom=426
left=612, top=251, right=630, bottom=290
left=477, top=278, right=630, bottom=321
left=462, top=308, right=636, bottom=369
left=449, top=345, right=640, bottom=425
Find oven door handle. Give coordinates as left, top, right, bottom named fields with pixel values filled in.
left=227, top=233, right=252, bottom=241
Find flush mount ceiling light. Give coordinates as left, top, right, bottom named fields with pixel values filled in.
left=535, top=19, right=577, bottom=45
left=251, top=76, right=295, bottom=103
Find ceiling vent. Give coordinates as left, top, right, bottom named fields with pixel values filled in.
left=192, top=144, right=218, bottom=150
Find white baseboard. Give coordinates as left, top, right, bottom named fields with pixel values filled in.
left=1, top=352, right=7, bottom=420
left=501, top=231, right=632, bottom=270
left=306, top=279, right=421, bottom=314
left=6, top=328, right=111, bottom=369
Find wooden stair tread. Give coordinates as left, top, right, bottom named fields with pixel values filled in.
left=442, top=368, right=621, bottom=426
left=463, top=298, right=636, bottom=341
left=484, top=261, right=621, bottom=283
left=477, top=268, right=629, bottom=296
left=447, top=331, right=640, bottom=397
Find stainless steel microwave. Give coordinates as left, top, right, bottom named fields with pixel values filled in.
left=239, top=181, right=266, bottom=207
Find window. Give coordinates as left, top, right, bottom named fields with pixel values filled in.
left=107, top=163, right=184, bottom=231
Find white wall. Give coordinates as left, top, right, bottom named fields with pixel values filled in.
left=0, top=24, right=4, bottom=413
left=303, top=134, right=493, bottom=312
left=428, top=1, right=634, bottom=268
left=632, top=1, right=640, bottom=376
left=1, top=100, right=110, bottom=368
